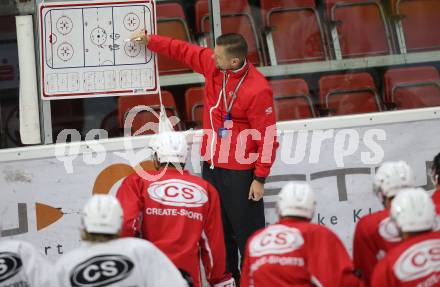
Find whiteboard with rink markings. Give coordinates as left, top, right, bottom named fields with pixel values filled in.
left=39, top=0, right=157, bottom=99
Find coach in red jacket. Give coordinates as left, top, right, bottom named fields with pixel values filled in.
left=116, top=131, right=234, bottom=287
left=132, top=31, right=278, bottom=282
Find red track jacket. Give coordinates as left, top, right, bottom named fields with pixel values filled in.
left=116, top=168, right=233, bottom=287
left=353, top=209, right=402, bottom=286
left=371, top=230, right=440, bottom=287
left=147, top=35, right=278, bottom=178
left=241, top=218, right=361, bottom=287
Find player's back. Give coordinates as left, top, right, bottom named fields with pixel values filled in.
left=355, top=209, right=402, bottom=250
left=55, top=237, right=186, bottom=287
left=131, top=170, right=215, bottom=268
left=372, top=230, right=440, bottom=287
left=243, top=218, right=357, bottom=287
left=118, top=168, right=229, bottom=287
left=0, top=239, right=52, bottom=287
left=353, top=209, right=403, bottom=285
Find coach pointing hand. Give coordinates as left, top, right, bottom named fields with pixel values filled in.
left=132, top=30, right=279, bottom=284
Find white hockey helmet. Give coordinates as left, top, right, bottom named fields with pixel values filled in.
left=391, top=188, right=436, bottom=233
left=373, top=161, right=416, bottom=199
left=82, top=194, right=123, bottom=235
left=277, top=181, right=316, bottom=219
left=150, top=131, right=188, bottom=164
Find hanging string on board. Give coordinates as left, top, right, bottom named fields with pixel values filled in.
left=38, top=0, right=173, bottom=134
left=155, top=70, right=175, bottom=134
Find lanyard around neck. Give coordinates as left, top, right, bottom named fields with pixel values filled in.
left=222, top=68, right=249, bottom=115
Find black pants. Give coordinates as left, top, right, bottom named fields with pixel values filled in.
left=202, top=162, right=265, bottom=284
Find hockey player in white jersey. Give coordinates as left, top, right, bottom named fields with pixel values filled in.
left=55, top=194, right=187, bottom=287
left=0, top=239, right=52, bottom=287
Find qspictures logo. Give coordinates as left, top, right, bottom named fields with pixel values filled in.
left=54, top=105, right=184, bottom=182
left=54, top=105, right=389, bottom=181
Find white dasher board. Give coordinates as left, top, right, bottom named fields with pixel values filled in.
left=39, top=0, right=157, bottom=99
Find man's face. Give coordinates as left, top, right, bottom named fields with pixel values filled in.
left=213, top=45, right=234, bottom=70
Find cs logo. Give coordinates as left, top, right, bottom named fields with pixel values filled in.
left=147, top=179, right=208, bottom=207
left=394, top=239, right=440, bottom=281
left=0, top=252, right=23, bottom=283
left=250, top=225, right=304, bottom=257
left=70, top=255, right=134, bottom=287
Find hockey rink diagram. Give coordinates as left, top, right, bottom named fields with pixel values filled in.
left=39, top=1, right=157, bottom=98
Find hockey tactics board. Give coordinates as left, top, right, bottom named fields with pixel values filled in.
left=39, top=0, right=157, bottom=99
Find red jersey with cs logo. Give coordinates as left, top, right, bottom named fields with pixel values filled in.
left=371, top=231, right=440, bottom=287
left=241, top=218, right=360, bottom=287
left=116, top=168, right=233, bottom=287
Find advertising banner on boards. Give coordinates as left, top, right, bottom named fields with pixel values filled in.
left=0, top=118, right=438, bottom=259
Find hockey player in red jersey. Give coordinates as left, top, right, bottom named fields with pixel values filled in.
left=240, top=181, right=361, bottom=287
left=116, top=131, right=235, bottom=287
left=431, top=152, right=440, bottom=212
left=371, top=188, right=440, bottom=287
left=353, top=161, right=416, bottom=285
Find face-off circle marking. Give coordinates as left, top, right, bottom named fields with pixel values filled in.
left=57, top=42, right=74, bottom=61
left=56, top=16, right=73, bottom=35
left=124, top=41, right=141, bottom=57
left=123, top=13, right=140, bottom=31
left=90, top=27, right=108, bottom=46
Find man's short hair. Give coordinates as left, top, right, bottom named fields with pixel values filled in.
left=216, top=33, right=248, bottom=60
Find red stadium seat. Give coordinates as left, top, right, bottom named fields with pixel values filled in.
left=156, top=2, right=192, bottom=75
left=195, top=0, right=251, bottom=31
left=260, top=0, right=308, bottom=25
left=269, top=78, right=315, bottom=121
left=118, top=91, right=180, bottom=135
left=391, top=0, right=440, bottom=52
left=156, top=1, right=186, bottom=19
left=184, top=87, right=205, bottom=128
left=319, top=72, right=381, bottom=115
left=261, top=0, right=327, bottom=64
left=195, top=0, right=264, bottom=66
left=324, top=0, right=393, bottom=58
left=384, top=66, right=440, bottom=110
